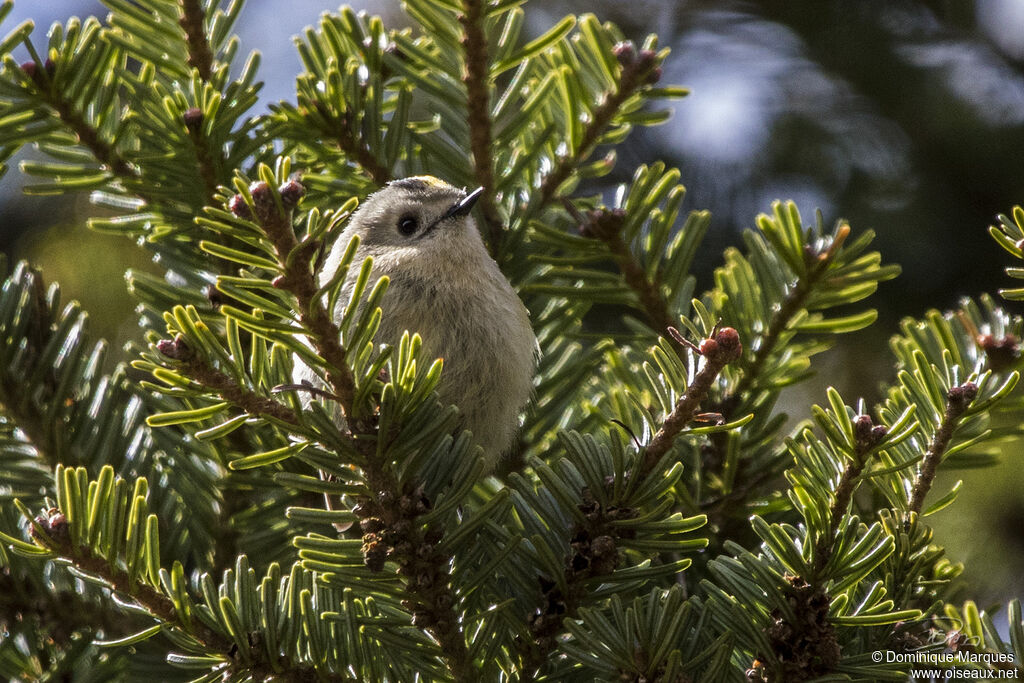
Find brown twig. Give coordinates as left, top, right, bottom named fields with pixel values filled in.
left=158, top=335, right=299, bottom=425
left=753, top=575, right=839, bottom=682
left=703, top=226, right=852, bottom=515
left=811, top=414, right=887, bottom=578
left=458, top=0, right=504, bottom=251
left=720, top=225, right=851, bottom=419
left=253, top=183, right=358, bottom=413
left=317, top=106, right=392, bottom=187
left=44, top=84, right=136, bottom=180
left=241, top=181, right=474, bottom=681
left=179, top=0, right=214, bottom=81
left=572, top=205, right=674, bottom=336
left=0, top=567, right=128, bottom=649
left=537, top=47, right=660, bottom=207
left=907, top=382, right=978, bottom=515
left=28, top=519, right=351, bottom=682
left=642, top=328, right=743, bottom=473
left=521, top=487, right=637, bottom=678
left=184, top=108, right=221, bottom=204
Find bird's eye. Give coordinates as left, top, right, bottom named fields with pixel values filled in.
left=398, top=215, right=418, bottom=236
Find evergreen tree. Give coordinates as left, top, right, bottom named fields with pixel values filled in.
left=0, top=1, right=1022, bottom=680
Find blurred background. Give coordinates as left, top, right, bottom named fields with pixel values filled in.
left=2, top=0, right=1022, bottom=612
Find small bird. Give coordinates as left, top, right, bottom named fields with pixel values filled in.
left=307, top=176, right=537, bottom=469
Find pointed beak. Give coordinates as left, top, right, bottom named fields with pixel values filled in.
left=441, top=187, right=484, bottom=221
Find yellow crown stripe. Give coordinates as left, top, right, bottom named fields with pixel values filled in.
left=405, top=175, right=446, bottom=188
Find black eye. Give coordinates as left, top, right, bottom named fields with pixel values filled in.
left=398, top=215, right=418, bottom=236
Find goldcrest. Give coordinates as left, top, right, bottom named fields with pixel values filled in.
left=301, top=176, right=537, bottom=469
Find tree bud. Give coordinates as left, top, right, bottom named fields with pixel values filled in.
left=183, top=107, right=204, bottom=132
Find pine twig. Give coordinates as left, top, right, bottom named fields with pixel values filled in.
left=179, top=0, right=214, bottom=81
left=722, top=224, right=851, bottom=418
left=458, top=0, right=504, bottom=251
left=250, top=181, right=358, bottom=414
left=156, top=336, right=300, bottom=425
left=239, top=180, right=474, bottom=681
left=521, top=486, right=637, bottom=679
left=315, top=105, right=392, bottom=187
left=907, top=382, right=978, bottom=515
left=20, top=62, right=136, bottom=181
left=571, top=204, right=675, bottom=337
left=643, top=327, right=743, bottom=473
left=0, top=269, right=61, bottom=470
left=27, top=514, right=351, bottom=682
left=183, top=107, right=222, bottom=204
left=537, top=46, right=661, bottom=206
left=811, top=414, right=887, bottom=578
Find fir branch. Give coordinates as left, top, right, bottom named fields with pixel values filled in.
left=907, top=382, right=978, bottom=515
left=0, top=566, right=127, bottom=645
left=0, top=268, right=69, bottom=470
left=250, top=181, right=358, bottom=413
left=522, top=487, right=637, bottom=678
left=179, top=0, right=214, bottom=81
left=355, top=477, right=475, bottom=682
left=457, top=0, right=503, bottom=250
left=643, top=327, right=743, bottom=473
left=156, top=335, right=299, bottom=425
left=812, top=414, right=887, bottom=578
left=575, top=206, right=674, bottom=336
left=313, top=104, right=392, bottom=187
left=245, top=180, right=473, bottom=680
left=29, top=515, right=227, bottom=652
left=0, top=274, right=55, bottom=466
left=723, top=225, right=851, bottom=417
left=29, top=516, right=348, bottom=682
left=537, top=47, right=660, bottom=206
left=755, top=575, right=839, bottom=682
left=184, top=108, right=221, bottom=203
left=28, top=67, right=136, bottom=180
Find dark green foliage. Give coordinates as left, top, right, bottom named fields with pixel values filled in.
left=1, top=0, right=1024, bottom=681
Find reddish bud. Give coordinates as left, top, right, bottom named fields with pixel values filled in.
left=645, top=65, right=662, bottom=85
left=271, top=275, right=287, bottom=289
left=31, top=509, right=68, bottom=545
left=698, top=337, right=719, bottom=357
left=853, top=414, right=874, bottom=445
left=156, top=335, right=193, bottom=361
left=183, top=107, right=204, bottom=132
left=612, top=41, right=636, bottom=66
left=278, top=179, right=305, bottom=208
left=871, top=424, right=889, bottom=443
left=979, top=333, right=1020, bottom=372
left=947, top=381, right=978, bottom=406
left=249, top=181, right=276, bottom=221
left=1016, top=237, right=1024, bottom=252
left=228, top=194, right=252, bottom=220
left=714, top=327, right=742, bottom=361
left=21, top=59, right=55, bottom=84
left=580, top=207, right=626, bottom=240
left=249, top=180, right=272, bottom=202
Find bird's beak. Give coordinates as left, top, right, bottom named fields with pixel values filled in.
left=440, top=187, right=484, bottom=221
